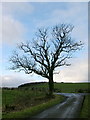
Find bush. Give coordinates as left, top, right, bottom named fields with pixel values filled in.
left=5, top=104, right=15, bottom=111
left=77, top=89, right=84, bottom=93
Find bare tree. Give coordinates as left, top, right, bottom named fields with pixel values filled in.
left=10, top=24, right=83, bottom=95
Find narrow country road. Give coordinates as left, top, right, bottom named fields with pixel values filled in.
left=33, top=93, right=85, bottom=118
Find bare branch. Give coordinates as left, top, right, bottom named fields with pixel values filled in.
left=9, top=24, right=83, bottom=83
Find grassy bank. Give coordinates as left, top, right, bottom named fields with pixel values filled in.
left=80, top=94, right=90, bottom=118
left=2, top=89, right=46, bottom=111
left=3, top=94, right=64, bottom=118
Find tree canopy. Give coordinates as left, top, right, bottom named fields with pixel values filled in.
left=10, top=24, right=83, bottom=94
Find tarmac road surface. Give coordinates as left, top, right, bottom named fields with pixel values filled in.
left=33, top=93, right=85, bottom=118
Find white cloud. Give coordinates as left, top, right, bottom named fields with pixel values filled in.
left=1, top=72, right=48, bottom=87
left=1, top=76, right=47, bottom=88
left=2, top=15, right=26, bottom=45
left=1, top=2, right=34, bottom=45
left=54, top=57, right=88, bottom=83
left=1, top=73, right=33, bottom=87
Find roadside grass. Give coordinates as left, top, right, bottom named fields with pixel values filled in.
left=2, top=94, right=64, bottom=118
left=80, top=94, right=90, bottom=118
left=2, top=82, right=90, bottom=118
left=2, top=88, right=48, bottom=111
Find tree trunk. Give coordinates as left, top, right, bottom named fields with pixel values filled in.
left=48, top=72, right=54, bottom=95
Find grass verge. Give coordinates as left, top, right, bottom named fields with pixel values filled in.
left=80, top=95, right=90, bottom=118
left=3, top=95, right=65, bottom=118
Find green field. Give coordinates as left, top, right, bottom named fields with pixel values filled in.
left=54, top=82, right=89, bottom=93
left=80, top=95, right=90, bottom=118
left=18, top=82, right=89, bottom=93
left=2, top=82, right=90, bottom=118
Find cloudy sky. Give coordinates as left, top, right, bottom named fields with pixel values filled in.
left=0, top=1, right=89, bottom=87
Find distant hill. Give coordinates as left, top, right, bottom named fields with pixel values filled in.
left=18, top=82, right=47, bottom=88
